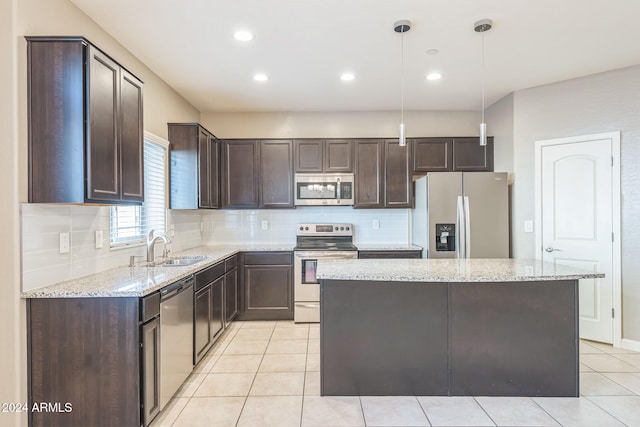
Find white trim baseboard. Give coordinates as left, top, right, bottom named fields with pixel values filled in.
left=621, top=338, right=640, bottom=352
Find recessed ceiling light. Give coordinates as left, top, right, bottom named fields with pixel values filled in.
left=253, top=73, right=268, bottom=82
left=426, top=72, right=443, bottom=81
left=426, top=49, right=439, bottom=55
left=340, top=73, right=356, bottom=81
left=234, top=31, right=254, bottom=41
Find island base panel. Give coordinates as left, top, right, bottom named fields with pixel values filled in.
left=450, top=280, right=578, bottom=396
left=321, top=281, right=448, bottom=395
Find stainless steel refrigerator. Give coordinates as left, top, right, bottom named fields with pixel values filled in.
left=411, top=172, right=509, bottom=258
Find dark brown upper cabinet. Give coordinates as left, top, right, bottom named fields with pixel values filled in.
left=294, top=139, right=353, bottom=173
left=354, top=139, right=385, bottom=208
left=221, top=140, right=260, bottom=208
left=27, top=37, right=143, bottom=204
left=168, top=123, right=219, bottom=209
left=260, top=140, right=294, bottom=208
left=384, top=139, right=413, bottom=208
left=412, top=138, right=453, bottom=173
left=452, top=137, right=494, bottom=171
left=412, top=137, right=494, bottom=174
left=354, top=139, right=412, bottom=208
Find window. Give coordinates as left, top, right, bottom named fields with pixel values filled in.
left=110, top=134, right=168, bottom=247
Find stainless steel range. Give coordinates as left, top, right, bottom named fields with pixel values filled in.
left=294, top=223, right=358, bottom=323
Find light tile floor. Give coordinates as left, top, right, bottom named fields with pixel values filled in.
left=152, top=321, right=640, bottom=427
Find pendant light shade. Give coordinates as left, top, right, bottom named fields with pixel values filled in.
left=394, top=20, right=411, bottom=147
left=474, top=18, right=492, bottom=147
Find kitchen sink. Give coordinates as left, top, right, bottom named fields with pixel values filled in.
left=152, top=256, right=209, bottom=267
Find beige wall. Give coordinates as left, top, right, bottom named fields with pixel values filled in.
left=508, top=65, right=640, bottom=342
left=1, top=0, right=26, bottom=423
left=2, top=1, right=201, bottom=424
left=486, top=93, right=514, bottom=174
left=201, top=110, right=480, bottom=139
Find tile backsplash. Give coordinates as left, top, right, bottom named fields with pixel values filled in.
left=21, top=204, right=410, bottom=291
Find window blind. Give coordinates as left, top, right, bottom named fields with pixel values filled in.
left=110, top=140, right=167, bottom=247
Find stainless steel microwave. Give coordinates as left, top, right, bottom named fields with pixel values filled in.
left=294, top=173, right=354, bottom=206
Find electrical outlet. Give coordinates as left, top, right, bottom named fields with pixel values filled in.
left=524, top=220, right=534, bottom=233
left=95, top=230, right=103, bottom=249
left=373, top=219, right=380, bottom=230
left=59, top=232, right=70, bottom=254
left=261, top=220, right=269, bottom=230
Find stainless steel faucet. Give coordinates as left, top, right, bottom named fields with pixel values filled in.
left=146, top=230, right=172, bottom=263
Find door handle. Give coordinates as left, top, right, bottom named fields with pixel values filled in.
left=545, top=246, right=562, bottom=253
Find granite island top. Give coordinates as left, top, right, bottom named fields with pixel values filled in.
left=316, top=258, right=604, bottom=282
left=22, top=243, right=295, bottom=299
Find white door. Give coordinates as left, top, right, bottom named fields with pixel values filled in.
left=537, top=134, right=618, bottom=344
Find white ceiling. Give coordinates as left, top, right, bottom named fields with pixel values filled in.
left=71, top=0, right=640, bottom=113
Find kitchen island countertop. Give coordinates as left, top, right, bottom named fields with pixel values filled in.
left=21, top=244, right=295, bottom=299
left=316, top=258, right=603, bottom=282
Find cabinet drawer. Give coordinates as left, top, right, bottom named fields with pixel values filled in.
left=195, top=261, right=225, bottom=290
left=140, top=292, right=160, bottom=323
left=224, top=254, right=238, bottom=271
left=244, top=252, right=293, bottom=265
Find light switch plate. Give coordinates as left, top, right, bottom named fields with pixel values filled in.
left=524, top=220, right=534, bottom=233
left=95, top=230, right=103, bottom=249
left=372, top=219, right=380, bottom=229
left=261, top=220, right=269, bottom=230
left=59, top=232, right=70, bottom=254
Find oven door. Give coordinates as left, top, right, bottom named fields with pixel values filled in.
left=294, top=251, right=357, bottom=302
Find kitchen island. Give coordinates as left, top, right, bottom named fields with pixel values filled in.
left=316, top=258, right=603, bottom=397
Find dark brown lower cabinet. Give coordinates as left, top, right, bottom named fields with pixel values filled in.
left=141, top=316, right=160, bottom=425
left=358, top=250, right=422, bottom=259
left=239, top=252, right=294, bottom=320
left=194, top=263, right=225, bottom=365
left=28, top=297, right=144, bottom=427
left=225, top=267, right=239, bottom=325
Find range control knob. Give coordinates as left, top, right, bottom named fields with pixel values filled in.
left=305, top=226, right=309, bottom=231
left=335, top=227, right=338, bottom=231
left=346, top=226, right=350, bottom=231
left=340, top=227, right=344, bottom=231
left=299, top=226, right=304, bottom=231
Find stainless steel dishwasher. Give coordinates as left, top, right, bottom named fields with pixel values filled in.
left=160, top=275, right=194, bottom=409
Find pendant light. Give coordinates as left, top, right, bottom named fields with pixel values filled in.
left=474, top=18, right=492, bottom=146
left=394, top=19, right=411, bottom=147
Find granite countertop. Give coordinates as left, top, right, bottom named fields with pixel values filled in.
left=22, top=243, right=295, bottom=299
left=316, top=258, right=604, bottom=282
left=356, top=244, right=423, bottom=251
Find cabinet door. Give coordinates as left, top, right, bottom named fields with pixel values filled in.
left=294, top=139, right=323, bottom=172
left=384, top=139, right=413, bottom=208
left=198, top=129, right=211, bottom=208
left=211, top=276, right=225, bottom=340
left=119, top=69, right=144, bottom=202
left=452, top=137, right=494, bottom=171
left=324, top=139, right=353, bottom=172
left=222, top=140, right=259, bottom=208
left=142, top=317, right=160, bottom=426
left=194, top=285, right=212, bottom=364
left=354, top=139, right=384, bottom=208
left=87, top=46, right=120, bottom=202
left=413, top=138, right=453, bottom=173
left=243, top=265, right=293, bottom=318
left=261, top=140, right=294, bottom=208
left=209, top=136, right=220, bottom=209
left=224, top=268, right=238, bottom=325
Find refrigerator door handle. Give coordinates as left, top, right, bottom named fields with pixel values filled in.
left=456, top=196, right=464, bottom=259
left=463, top=196, right=471, bottom=259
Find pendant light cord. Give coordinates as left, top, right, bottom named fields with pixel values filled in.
left=401, top=27, right=405, bottom=125
left=481, top=30, right=485, bottom=124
